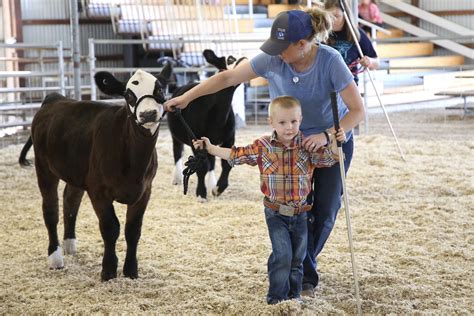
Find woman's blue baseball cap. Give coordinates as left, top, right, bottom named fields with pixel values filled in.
left=260, top=10, right=313, bottom=56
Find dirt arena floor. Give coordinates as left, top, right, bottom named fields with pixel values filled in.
left=1, top=108, right=473, bottom=314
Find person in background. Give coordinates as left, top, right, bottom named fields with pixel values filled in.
left=324, top=0, right=380, bottom=86
left=193, top=96, right=342, bottom=304
left=165, top=8, right=365, bottom=299
left=358, top=0, right=383, bottom=32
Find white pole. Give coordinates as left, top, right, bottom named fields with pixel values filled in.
left=339, top=0, right=406, bottom=161
left=331, top=91, right=362, bottom=316
left=70, top=0, right=81, bottom=100
left=57, top=41, right=65, bottom=96
left=88, top=38, right=96, bottom=101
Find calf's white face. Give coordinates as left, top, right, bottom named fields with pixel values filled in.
left=125, top=69, right=165, bottom=135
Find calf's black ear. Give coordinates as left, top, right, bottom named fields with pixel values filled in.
left=203, top=49, right=227, bottom=71
left=94, top=71, right=126, bottom=96
left=156, top=62, right=173, bottom=87
left=227, top=55, right=236, bottom=65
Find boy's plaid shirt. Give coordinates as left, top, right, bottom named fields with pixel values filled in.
left=228, top=131, right=336, bottom=207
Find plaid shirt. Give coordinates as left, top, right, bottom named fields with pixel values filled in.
left=228, top=131, right=336, bottom=207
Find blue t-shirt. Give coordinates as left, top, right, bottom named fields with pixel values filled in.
left=330, top=28, right=377, bottom=85
left=250, top=44, right=354, bottom=138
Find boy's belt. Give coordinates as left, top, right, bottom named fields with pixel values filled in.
left=263, top=198, right=312, bottom=216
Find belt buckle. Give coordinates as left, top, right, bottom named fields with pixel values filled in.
left=278, top=204, right=295, bottom=216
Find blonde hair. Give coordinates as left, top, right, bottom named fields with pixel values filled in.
left=324, top=0, right=360, bottom=45
left=268, top=96, right=301, bottom=118
left=303, top=6, right=333, bottom=43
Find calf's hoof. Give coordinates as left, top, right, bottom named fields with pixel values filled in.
left=101, top=270, right=117, bottom=281
left=123, top=261, right=138, bottom=279
left=48, top=246, right=64, bottom=269
left=196, top=196, right=208, bottom=203
left=212, top=187, right=221, bottom=197
left=63, top=239, right=76, bottom=255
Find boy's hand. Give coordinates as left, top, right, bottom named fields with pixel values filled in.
left=192, top=137, right=211, bottom=150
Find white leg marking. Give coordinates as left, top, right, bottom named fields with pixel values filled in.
left=206, top=170, right=217, bottom=192
left=172, top=158, right=183, bottom=185
left=48, top=246, right=64, bottom=269
left=196, top=196, right=208, bottom=203
left=63, top=238, right=76, bottom=255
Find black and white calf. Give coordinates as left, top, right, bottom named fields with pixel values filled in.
left=167, top=49, right=247, bottom=200
left=19, top=65, right=172, bottom=280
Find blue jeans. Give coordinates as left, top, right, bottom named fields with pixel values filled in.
left=303, top=137, right=354, bottom=288
left=264, top=207, right=308, bottom=304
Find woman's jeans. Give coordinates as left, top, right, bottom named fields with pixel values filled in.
left=303, top=137, right=354, bottom=288
left=264, top=207, right=308, bottom=304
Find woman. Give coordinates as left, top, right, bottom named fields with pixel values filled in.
left=164, top=8, right=365, bottom=298
left=325, top=0, right=379, bottom=86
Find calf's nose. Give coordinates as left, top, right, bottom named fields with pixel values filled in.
left=140, top=110, right=158, bottom=123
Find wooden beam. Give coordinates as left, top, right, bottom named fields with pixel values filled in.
left=267, top=4, right=301, bottom=18
left=376, top=28, right=404, bottom=39
left=389, top=55, right=465, bottom=69
left=377, top=42, right=434, bottom=58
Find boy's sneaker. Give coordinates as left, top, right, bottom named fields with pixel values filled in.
left=301, top=283, right=315, bottom=298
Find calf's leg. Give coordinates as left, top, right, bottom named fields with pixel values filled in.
left=123, top=187, right=151, bottom=279
left=63, top=184, right=84, bottom=255
left=213, top=136, right=234, bottom=196
left=206, top=154, right=217, bottom=193
left=35, top=159, right=62, bottom=269
left=195, top=156, right=210, bottom=201
left=172, top=138, right=184, bottom=185
left=90, top=196, right=120, bottom=281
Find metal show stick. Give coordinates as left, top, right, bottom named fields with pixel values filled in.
left=338, top=0, right=406, bottom=161
left=331, top=91, right=362, bottom=315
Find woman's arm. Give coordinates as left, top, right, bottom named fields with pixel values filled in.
left=333, top=81, right=365, bottom=133
left=164, top=61, right=258, bottom=110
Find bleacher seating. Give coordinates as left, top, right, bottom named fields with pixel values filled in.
left=83, top=0, right=270, bottom=65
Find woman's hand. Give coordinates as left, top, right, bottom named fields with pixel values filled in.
left=302, top=133, right=327, bottom=152
left=164, top=94, right=190, bottom=112
left=192, top=137, right=211, bottom=150
left=335, top=127, right=346, bottom=142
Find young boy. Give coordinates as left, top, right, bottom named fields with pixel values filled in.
left=193, top=96, right=345, bottom=304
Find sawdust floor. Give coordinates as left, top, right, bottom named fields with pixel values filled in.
left=0, top=108, right=473, bottom=314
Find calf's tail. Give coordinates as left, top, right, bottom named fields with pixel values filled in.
left=19, top=136, right=33, bottom=167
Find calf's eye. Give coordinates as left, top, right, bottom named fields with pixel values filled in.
left=132, top=80, right=139, bottom=85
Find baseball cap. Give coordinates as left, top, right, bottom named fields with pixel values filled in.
left=260, top=10, right=313, bottom=56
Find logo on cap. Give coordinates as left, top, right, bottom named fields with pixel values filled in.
left=276, top=28, right=286, bottom=40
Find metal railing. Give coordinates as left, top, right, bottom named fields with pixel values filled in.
left=0, top=42, right=68, bottom=128
left=88, top=37, right=264, bottom=100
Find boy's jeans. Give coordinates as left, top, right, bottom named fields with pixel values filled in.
left=264, top=207, right=308, bottom=304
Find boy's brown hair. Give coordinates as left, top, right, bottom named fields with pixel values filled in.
left=268, top=96, right=301, bottom=118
